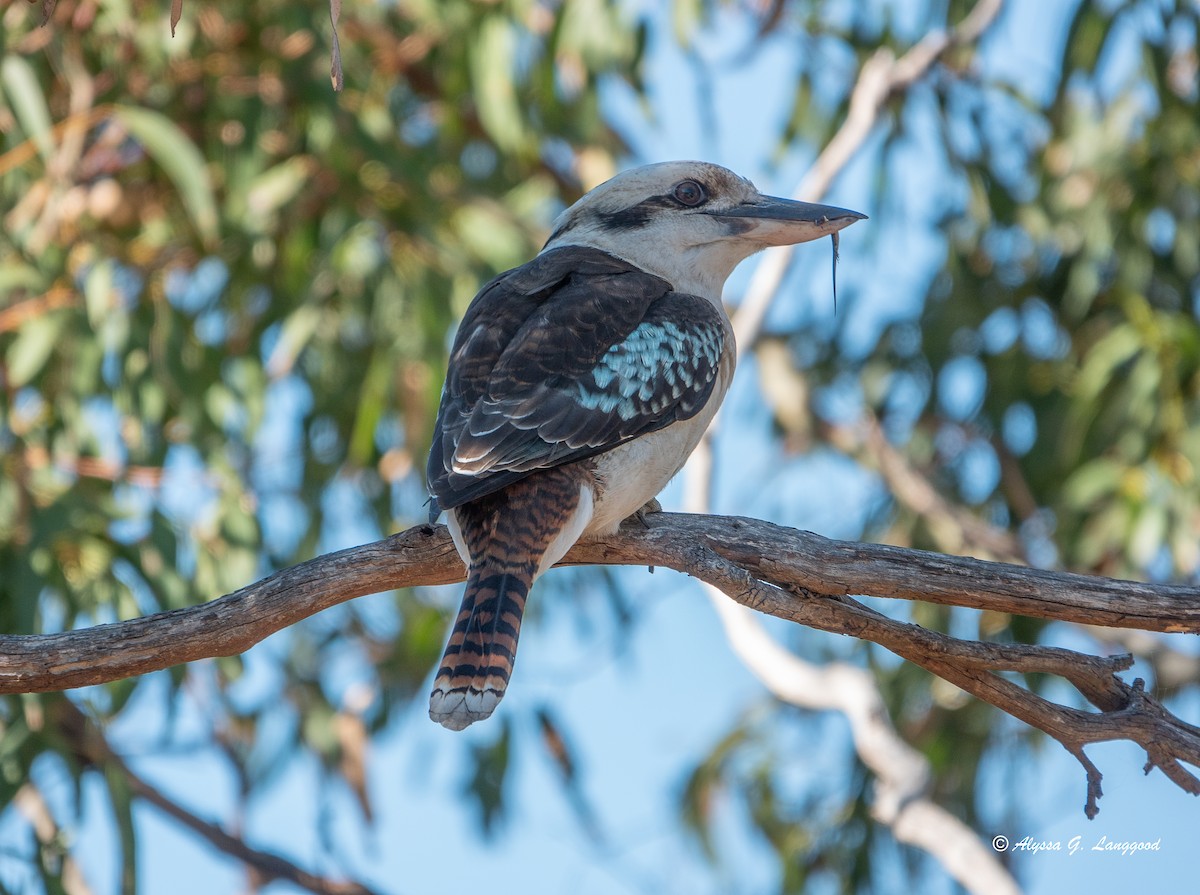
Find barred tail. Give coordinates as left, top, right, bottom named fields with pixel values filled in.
left=428, top=563, right=533, bottom=730
left=429, top=466, right=594, bottom=731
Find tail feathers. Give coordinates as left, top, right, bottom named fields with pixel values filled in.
left=429, top=566, right=532, bottom=731
left=430, top=465, right=593, bottom=731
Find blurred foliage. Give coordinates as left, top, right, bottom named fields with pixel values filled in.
left=0, top=0, right=642, bottom=889
left=1, top=0, right=1198, bottom=893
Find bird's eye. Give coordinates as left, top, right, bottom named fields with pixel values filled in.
left=673, top=180, right=707, bottom=207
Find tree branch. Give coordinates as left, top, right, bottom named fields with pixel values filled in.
left=731, top=0, right=1005, bottom=355
left=48, top=700, right=382, bottom=895
left=824, top=414, right=1026, bottom=562
left=706, top=594, right=1021, bottom=895
left=13, top=782, right=96, bottom=895
left=2, top=512, right=1197, bottom=815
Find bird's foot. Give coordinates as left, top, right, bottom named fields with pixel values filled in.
left=622, top=498, right=662, bottom=530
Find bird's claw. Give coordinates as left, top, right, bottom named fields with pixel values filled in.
left=623, top=498, right=662, bottom=530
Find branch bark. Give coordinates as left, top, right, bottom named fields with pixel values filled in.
left=1, top=514, right=1194, bottom=695
left=2, top=512, right=1197, bottom=817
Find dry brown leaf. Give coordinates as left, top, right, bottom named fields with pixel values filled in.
left=329, top=0, right=344, bottom=91
left=334, top=711, right=372, bottom=822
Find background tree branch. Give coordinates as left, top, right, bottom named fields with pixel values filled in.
left=678, top=2, right=1019, bottom=885
left=707, top=595, right=1022, bottom=895
left=728, top=0, right=1005, bottom=356
left=44, top=699, right=381, bottom=895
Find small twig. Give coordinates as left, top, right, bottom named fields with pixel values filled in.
left=0, top=104, right=115, bottom=179
left=1085, top=626, right=1200, bottom=691
left=0, top=286, right=76, bottom=333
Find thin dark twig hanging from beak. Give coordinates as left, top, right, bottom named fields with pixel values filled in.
left=831, top=231, right=840, bottom=313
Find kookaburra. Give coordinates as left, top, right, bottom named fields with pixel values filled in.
left=426, top=161, right=865, bottom=730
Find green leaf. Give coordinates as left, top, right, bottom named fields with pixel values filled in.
left=103, top=762, right=138, bottom=895
left=266, top=305, right=321, bottom=377
left=84, top=259, right=114, bottom=331
left=1, top=57, right=54, bottom=164
left=1129, top=502, right=1167, bottom=569
left=470, top=17, right=526, bottom=154
left=1061, top=458, right=1122, bottom=510
left=243, top=156, right=316, bottom=230
left=0, top=263, right=47, bottom=297
left=1074, top=324, right=1140, bottom=405
left=6, top=315, right=62, bottom=387
left=113, top=105, right=219, bottom=245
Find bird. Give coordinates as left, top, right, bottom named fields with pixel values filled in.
left=425, top=160, right=865, bottom=730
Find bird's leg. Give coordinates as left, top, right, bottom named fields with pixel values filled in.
left=622, top=497, right=662, bottom=529
left=620, top=497, right=662, bottom=574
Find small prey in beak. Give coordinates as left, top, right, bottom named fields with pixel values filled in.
left=832, top=230, right=840, bottom=312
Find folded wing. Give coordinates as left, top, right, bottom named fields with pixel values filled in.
left=428, top=246, right=725, bottom=512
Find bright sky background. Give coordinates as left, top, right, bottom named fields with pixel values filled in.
left=4, top=1, right=1195, bottom=893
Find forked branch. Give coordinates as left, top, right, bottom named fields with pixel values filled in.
left=1, top=512, right=1197, bottom=816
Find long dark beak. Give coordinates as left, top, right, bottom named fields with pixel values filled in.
left=710, top=195, right=867, bottom=245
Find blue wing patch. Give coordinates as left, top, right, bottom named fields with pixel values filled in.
left=574, top=317, right=723, bottom=420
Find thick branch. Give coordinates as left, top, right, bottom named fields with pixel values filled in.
left=672, top=537, right=1200, bottom=815
left=2, top=513, right=1198, bottom=697
left=570, top=514, right=1200, bottom=632
left=3, top=512, right=1198, bottom=814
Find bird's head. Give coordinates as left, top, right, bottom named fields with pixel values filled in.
left=543, top=161, right=866, bottom=298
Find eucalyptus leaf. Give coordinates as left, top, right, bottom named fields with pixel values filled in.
left=6, top=315, right=61, bottom=387
left=112, top=105, right=219, bottom=245
left=0, top=57, right=54, bottom=164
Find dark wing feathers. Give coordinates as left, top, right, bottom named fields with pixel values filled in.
left=428, top=246, right=725, bottom=512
